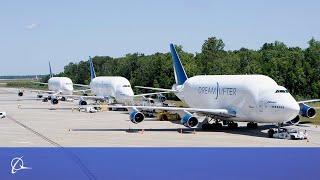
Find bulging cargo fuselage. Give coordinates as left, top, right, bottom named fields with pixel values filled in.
left=90, top=76, right=134, bottom=103
left=48, top=77, right=74, bottom=95
left=174, top=75, right=300, bottom=123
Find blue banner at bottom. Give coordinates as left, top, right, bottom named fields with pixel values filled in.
left=0, top=148, right=318, bottom=180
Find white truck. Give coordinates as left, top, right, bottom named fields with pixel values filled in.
left=0, top=112, right=6, bottom=118
left=270, top=127, right=308, bottom=140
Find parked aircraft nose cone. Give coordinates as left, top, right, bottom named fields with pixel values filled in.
left=285, top=102, right=300, bottom=121
left=116, top=90, right=134, bottom=103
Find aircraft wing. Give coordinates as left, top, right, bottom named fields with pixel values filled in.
left=74, top=84, right=90, bottom=88
left=298, top=99, right=320, bottom=104
left=133, top=91, right=172, bottom=97
left=29, top=89, right=56, bottom=94
left=33, top=82, right=48, bottom=85
left=135, top=86, right=178, bottom=93
left=73, top=89, right=91, bottom=93
left=63, top=94, right=106, bottom=100
left=110, top=105, right=235, bottom=118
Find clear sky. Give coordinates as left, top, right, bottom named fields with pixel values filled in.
left=0, top=0, right=319, bottom=75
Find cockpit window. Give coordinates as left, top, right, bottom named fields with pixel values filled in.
left=275, top=90, right=288, bottom=93
left=122, top=85, right=131, bottom=87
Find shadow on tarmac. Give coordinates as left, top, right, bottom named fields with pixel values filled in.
left=71, top=124, right=277, bottom=138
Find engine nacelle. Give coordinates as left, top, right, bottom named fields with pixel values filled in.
left=286, top=115, right=300, bottom=125
left=79, top=100, right=87, bottom=106
left=129, top=110, right=145, bottom=124
left=157, top=94, right=167, bottom=102
left=299, top=103, right=316, bottom=118
left=181, top=113, right=199, bottom=128
left=51, top=98, right=59, bottom=105
left=18, top=91, right=23, bottom=96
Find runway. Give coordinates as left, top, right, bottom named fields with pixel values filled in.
left=1, top=87, right=320, bottom=147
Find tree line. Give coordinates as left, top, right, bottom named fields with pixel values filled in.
left=46, top=37, right=320, bottom=99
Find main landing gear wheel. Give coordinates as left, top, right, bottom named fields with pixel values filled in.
left=268, top=129, right=275, bottom=138
left=201, top=117, right=222, bottom=130
left=247, top=122, right=258, bottom=129
left=227, top=122, right=238, bottom=129
left=60, top=97, right=66, bottom=101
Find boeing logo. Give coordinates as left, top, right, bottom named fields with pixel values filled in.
left=11, top=156, right=32, bottom=174
left=198, top=82, right=237, bottom=99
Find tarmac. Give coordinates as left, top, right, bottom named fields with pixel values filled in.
left=1, top=87, right=320, bottom=147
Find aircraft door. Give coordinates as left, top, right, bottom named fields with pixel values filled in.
left=258, top=100, right=264, bottom=112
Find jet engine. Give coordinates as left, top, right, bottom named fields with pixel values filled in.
left=129, top=109, right=145, bottom=124
left=51, top=98, right=59, bottom=105
left=157, top=94, right=167, bottom=102
left=181, top=113, right=199, bottom=128
left=299, top=103, right=316, bottom=118
left=18, top=91, right=23, bottom=96
left=79, top=100, right=87, bottom=105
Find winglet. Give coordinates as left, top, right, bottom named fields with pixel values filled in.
left=89, top=56, right=96, bottom=80
left=170, top=44, right=188, bottom=85
left=49, top=61, right=53, bottom=78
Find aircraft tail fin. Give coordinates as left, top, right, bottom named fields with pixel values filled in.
left=170, top=43, right=188, bottom=85
left=49, top=61, right=53, bottom=78
left=89, top=56, right=96, bottom=80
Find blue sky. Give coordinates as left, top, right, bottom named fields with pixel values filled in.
left=0, top=0, right=319, bottom=75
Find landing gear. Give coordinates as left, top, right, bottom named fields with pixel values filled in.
left=60, top=97, right=66, bottom=101
left=227, top=121, right=238, bottom=129
left=201, top=117, right=223, bottom=130
left=37, top=94, right=43, bottom=98
left=42, top=98, right=48, bottom=102
left=268, top=129, right=275, bottom=138
left=268, top=123, right=281, bottom=138
left=247, top=122, right=258, bottom=129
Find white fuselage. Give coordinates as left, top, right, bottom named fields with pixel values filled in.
left=90, top=76, right=134, bottom=104
left=174, top=75, right=300, bottom=124
left=48, top=77, right=74, bottom=95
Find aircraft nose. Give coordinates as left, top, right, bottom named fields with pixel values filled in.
left=66, top=86, right=73, bottom=92
left=285, top=102, right=300, bottom=121
left=117, top=90, right=134, bottom=101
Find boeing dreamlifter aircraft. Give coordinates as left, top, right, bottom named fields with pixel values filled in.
left=73, top=57, right=168, bottom=105
left=120, top=44, right=319, bottom=134
left=18, top=62, right=75, bottom=104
